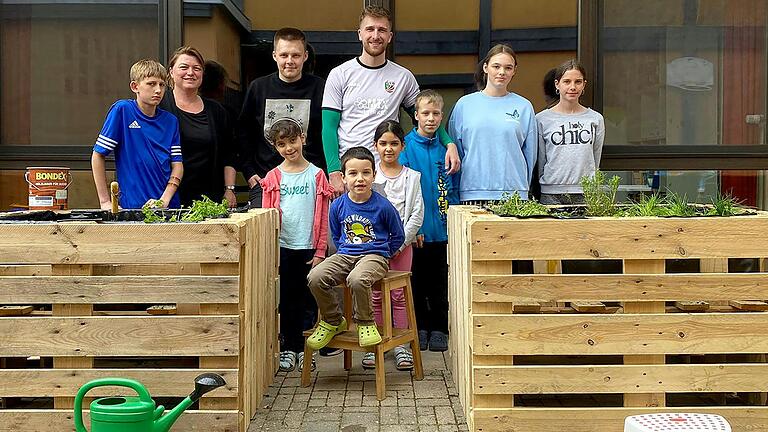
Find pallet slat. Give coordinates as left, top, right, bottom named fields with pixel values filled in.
left=0, top=224, right=242, bottom=264
left=0, top=410, right=239, bottom=432
left=0, top=316, right=238, bottom=357
left=0, top=369, right=238, bottom=397
left=0, top=276, right=239, bottom=304
left=473, top=407, right=768, bottom=432
left=471, top=217, right=768, bottom=260
left=474, top=313, right=768, bottom=355
left=473, top=273, right=768, bottom=303
left=474, top=364, right=768, bottom=394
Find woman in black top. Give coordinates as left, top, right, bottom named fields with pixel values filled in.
left=161, top=46, right=238, bottom=208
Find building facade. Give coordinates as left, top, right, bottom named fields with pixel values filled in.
left=1, top=0, right=766, bottom=209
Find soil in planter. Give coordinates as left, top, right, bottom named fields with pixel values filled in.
left=0, top=208, right=246, bottom=224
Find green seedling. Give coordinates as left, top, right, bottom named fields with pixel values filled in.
left=624, top=193, right=666, bottom=217
left=664, top=191, right=697, bottom=217
left=488, top=192, right=550, bottom=217
left=707, top=193, right=743, bottom=216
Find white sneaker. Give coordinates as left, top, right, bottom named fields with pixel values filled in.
left=278, top=351, right=297, bottom=372
left=297, top=351, right=316, bottom=372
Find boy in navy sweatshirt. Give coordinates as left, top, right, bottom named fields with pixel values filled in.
left=306, top=146, right=405, bottom=350
left=401, top=90, right=460, bottom=351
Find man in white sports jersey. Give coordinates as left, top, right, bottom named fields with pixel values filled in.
left=321, top=5, right=460, bottom=195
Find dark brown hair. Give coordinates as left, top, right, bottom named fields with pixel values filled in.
left=274, top=27, right=307, bottom=51
left=373, top=120, right=405, bottom=145
left=266, top=118, right=303, bottom=145
left=554, top=58, right=587, bottom=82
left=474, top=44, right=517, bottom=91
left=341, top=146, right=375, bottom=174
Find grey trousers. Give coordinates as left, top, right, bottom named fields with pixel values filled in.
left=307, top=253, right=389, bottom=325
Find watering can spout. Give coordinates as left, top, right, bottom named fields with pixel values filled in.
left=153, top=373, right=226, bottom=432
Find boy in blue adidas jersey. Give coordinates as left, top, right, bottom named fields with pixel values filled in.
left=91, top=59, right=184, bottom=209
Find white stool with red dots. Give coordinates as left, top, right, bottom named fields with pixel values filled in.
left=624, top=413, right=731, bottom=432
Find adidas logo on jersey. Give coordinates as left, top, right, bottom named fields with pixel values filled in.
left=128, top=121, right=141, bottom=129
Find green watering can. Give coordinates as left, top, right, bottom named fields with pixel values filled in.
left=74, top=373, right=226, bottom=432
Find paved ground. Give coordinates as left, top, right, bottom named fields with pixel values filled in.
left=248, top=350, right=468, bottom=432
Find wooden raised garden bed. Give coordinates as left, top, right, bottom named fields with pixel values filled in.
left=448, top=205, right=768, bottom=432
left=0, top=209, right=279, bottom=432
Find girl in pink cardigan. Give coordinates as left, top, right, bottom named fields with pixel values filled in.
left=260, top=118, right=334, bottom=373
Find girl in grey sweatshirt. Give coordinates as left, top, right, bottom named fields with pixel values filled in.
left=536, top=59, right=605, bottom=205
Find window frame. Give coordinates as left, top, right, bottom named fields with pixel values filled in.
left=579, top=0, right=768, bottom=171
left=0, top=0, right=181, bottom=169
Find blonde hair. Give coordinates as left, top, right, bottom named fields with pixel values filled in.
left=359, top=5, right=392, bottom=26
left=415, top=89, right=444, bottom=111
left=129, top=59, right=168, bottom=84
left=168, top=46, right=205, bottom=69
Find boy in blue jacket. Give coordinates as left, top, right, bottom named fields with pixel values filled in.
left=401, top=90, right=460, bottom=352
left=306, top=146, right=405, bottom=351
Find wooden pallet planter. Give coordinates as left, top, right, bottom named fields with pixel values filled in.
left=448, top=206, right=768, bottom=432
left=0, top=209, right=279, bottom=432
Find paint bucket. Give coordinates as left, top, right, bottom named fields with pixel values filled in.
left=24, top=167, right=72, bottom=210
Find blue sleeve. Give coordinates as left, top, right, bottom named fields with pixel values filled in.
left=399, top=147, right=410, bottom=168
left=94, top=102, right=124, bottom=155
left=387, top=204, right=405, bottom=256
left=523, top=108, right=538, bottom=187
left=447, top=103, right=462, bottom=155
left=329, top=199, right=341, bottom=250
left=169, top=117, right=183, bottom=162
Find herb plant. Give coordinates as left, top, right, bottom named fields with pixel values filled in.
left=181, top=196, right=229, bottom=222
left=580, top=170, right=621, bottom=217
left=487, top=192, right=550, bottom=217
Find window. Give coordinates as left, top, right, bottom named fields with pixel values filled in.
left=581, top=0, right=768, bottom=170
left=1, top=2, right=160, bottom=164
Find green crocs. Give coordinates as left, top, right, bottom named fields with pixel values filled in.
left=306, top=317, right=347, bottom=350
left=357, top=324, right=382, bottom=347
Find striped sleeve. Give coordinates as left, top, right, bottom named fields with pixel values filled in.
left=94, top=102, right=123, bottom=155
left=169, top=118, right=183, bottom=162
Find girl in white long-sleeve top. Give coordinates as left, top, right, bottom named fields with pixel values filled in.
left=367, top=120, right=424, bottom=371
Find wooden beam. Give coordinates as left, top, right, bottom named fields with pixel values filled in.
left=471, top=217, right=768, bottom=260
left=0, top=369, right=237, bottom=398
left=0, top=275, right=239, bottom=304
left=0, top=410, right=239, bottom=432
left=473, top=273, right=768, bottom=303
left=0, top=316, right=238, bottom=357
left=473, top=312, right=768, bottom=356
left=0, top=223, right=241, bottom=264
left=473, top=407, right=768, bottom=432
left=474, top=363, right=768, bottom=394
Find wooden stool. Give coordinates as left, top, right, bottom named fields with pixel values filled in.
left=301, top=270, right=424, bottom=400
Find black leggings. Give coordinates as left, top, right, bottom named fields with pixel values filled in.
left=279, top=247, right=318, bottom=353
left=411, top=241, right=449, bottom=334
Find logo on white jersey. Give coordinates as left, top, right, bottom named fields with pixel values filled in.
left=128, top=121, right=141, bottom=129
left=384, top=81, right=396, bottom=93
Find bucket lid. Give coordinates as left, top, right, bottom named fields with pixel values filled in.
left=26, top=166, right=70, bottom=170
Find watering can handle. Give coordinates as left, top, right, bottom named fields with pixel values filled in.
left=73, top=378, right=153, bottom=432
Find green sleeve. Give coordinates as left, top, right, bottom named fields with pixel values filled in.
left=322, top=109, right=342, bottom=173
left=437, top=125, right=454, bottom=147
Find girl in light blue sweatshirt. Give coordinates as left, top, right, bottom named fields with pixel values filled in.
left=447, top=44, right=538, bottom=203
